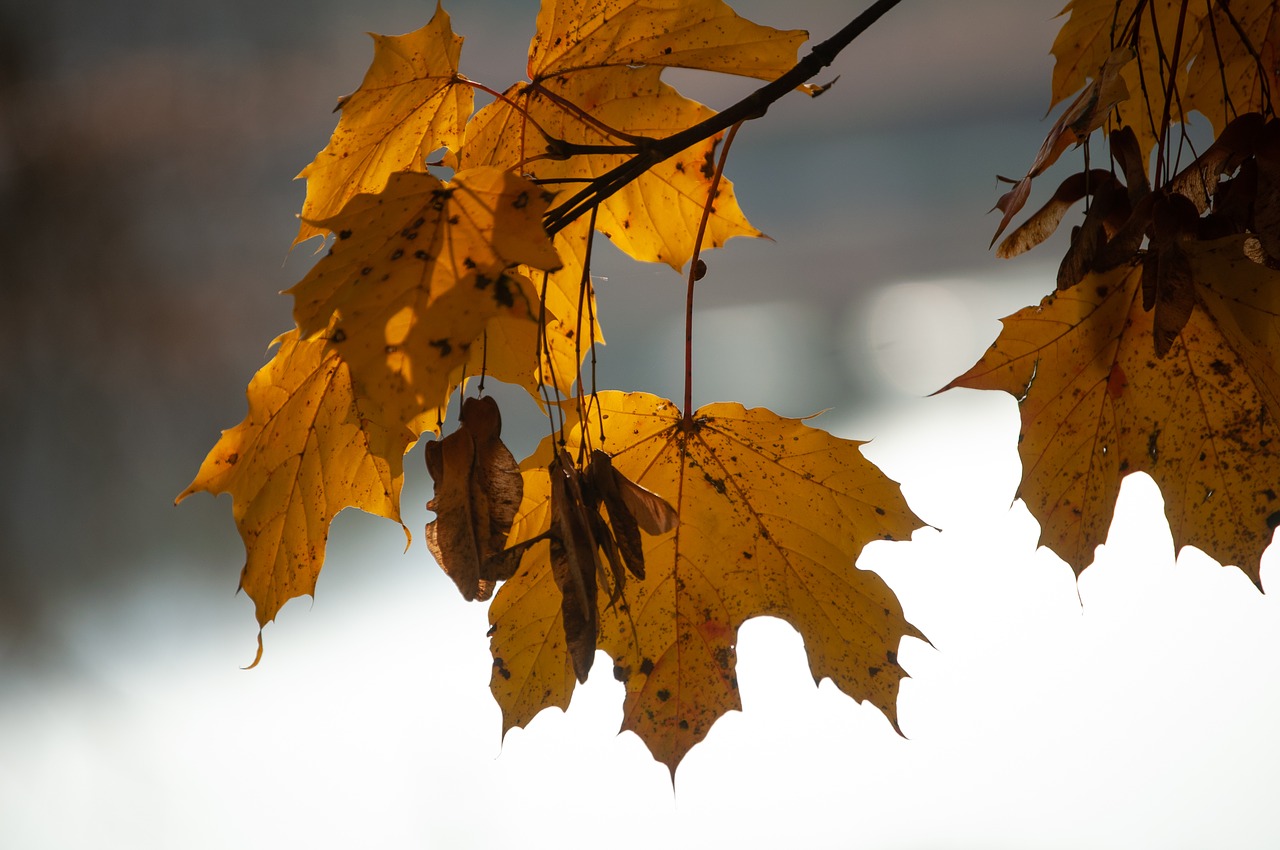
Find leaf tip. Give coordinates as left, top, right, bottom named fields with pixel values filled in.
left=241, top=631, right=265, bottom=670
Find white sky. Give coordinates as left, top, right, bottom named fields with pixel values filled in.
left=4, top=273, right=1279, bottom=849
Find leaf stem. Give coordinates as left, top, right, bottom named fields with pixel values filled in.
left=543, top=0, right=906, bottom=236
left=683, top=121, right=743, bottom=426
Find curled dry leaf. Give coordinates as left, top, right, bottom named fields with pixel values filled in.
left=991, top=46, right=1132, bottom=248
left=425, top=396, right=524, bottom=602
left=537, top=447, right=679, bottom=681
left=996, top=169, right=1118, bottom=259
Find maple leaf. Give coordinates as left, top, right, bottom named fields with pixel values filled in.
left=425, top=395, right=523, bottom=602
left=489, top=392, right=924, bottom=774
left=1050, top=0, right=1205, bottom=162
left=295, top=3, right=472, bottom=244
left=527, top=0, right=807, bottom=83
left=947, top=238, right=1280, bottom=587
left=177, top=330, right=415, bottom=659
left=287, top=166, right=562, bottom=428
left=1051, top=0, right=1278, bottom=164
left=1184, top=2, right=1280, bottom=142
left=465, top=211, right=603, bottom=399
left=461, top=67, right=760, bottom=269
left=990, top=45, right=1132, bottom=248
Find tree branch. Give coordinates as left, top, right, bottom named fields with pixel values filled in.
left=542, top=0, right=905, bottom=237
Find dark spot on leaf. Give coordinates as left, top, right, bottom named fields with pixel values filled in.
left=1265, top=489, right=1277, bottom=502
left=1210, top=359, right=1232, bottom=377
left=338, top=229, right=352, bottom=240
left=1095, top=284, right=1108, bottom=297
left=498, top=667, right=511, bottom=680
left=361, top=266, right=372, bottom=276
left=678, top=719, right=689, bottom=730
left=742, top=551, right=752, bottom=560
left=663, top=46, right=672, bottom=55
left=429, top=338, right=452, bottom=356
left=429, top=188, right=453, bottom=210
left=486, top=624, right=497, bottom=637
left=1119, top=459, right=1130, bottom=472
left=1268, top=511, right=1280, bottom=531
left=225, top=452, right=239, bottom=465
left=513, top=190, right=529, bottom=209
left=874, top=506, right=886, bottom=516
left=475, top=274, right=492, bottom=290
left=868, top=666, right=881, bottom=677
left=448, top=214, right=459, bottom=225
left=703, top=472, right=726, bottom=494
left=463, top=256, right=477, bottom=269
left=886, top=650, right=898, bottom=665
left=613, top=664, right=629, bottom=682
left=493, top=275, right=515, bottom=307
left=384, top=344, right=398, bottom=354
left=415, top=250, right=429, bottom=260
left=656, top=688, right=671, bottom=702
left=639, top=658, right=654, bottom=676
left=330, top=328, right=347, bottom=343
left=1148, top=429, right=1160, bottom=462
left=390, top=248, right=403, bottom=260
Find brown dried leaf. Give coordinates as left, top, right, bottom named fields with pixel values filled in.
left=997, top=169, right=1120, bottom=259
left=425, top=396, right=523, bottom=601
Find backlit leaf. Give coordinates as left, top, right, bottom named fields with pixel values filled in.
left=490, top=392, right=923, bottom=774
left=1051, top=0, right=1203, bottom=161
left=288, top=167, right=562, bottom=427
left=296, top=4, right=472, bottom=243
left=461, top=67, right=760, bottom=269
left=527, top=0, right=806, bottom=82
left=948, top=245, right=1280, bottom=587
left=178, top=330, right=414, bottom=649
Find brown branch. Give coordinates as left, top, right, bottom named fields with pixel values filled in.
left=542, top=0, right=906, bottom=237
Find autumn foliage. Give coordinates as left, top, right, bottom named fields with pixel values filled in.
left=181, top=0, right=1280, bottom=774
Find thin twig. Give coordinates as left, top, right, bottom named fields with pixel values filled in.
left=542, top=0, right=906, bottom=237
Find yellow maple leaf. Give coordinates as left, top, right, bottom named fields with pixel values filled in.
left=295, top=3, right=472, bottom=244
left=1051, top=0, right=1278, bottom=162
left=177, top=330, right=415, bottom=654
left=1184, top=1, right=1280, bottom=142
left=461, top=67, right=760, bottom=269
left=465, top=211, right=603, bottom=399
left=528, top=0, right=807, bottom=82
left=489, top=391, right=924, bottom=774
left=1053, top=0, right=1206, bottom=162
left=288, top=166, right=562, bottom=427
left=947, top=240, right=1280, bottom=587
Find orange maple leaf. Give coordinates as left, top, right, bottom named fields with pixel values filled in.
left=527, top=0, right=807, bottom=83
left=948, top=238, right=1280, bottom=587
left=287, top=167, right=562, bottom=426
left=177, top=331, right=415, bottom=660
left=295, top=3, right=472, bottom=244
left=489, top=392, right=924, bottom=774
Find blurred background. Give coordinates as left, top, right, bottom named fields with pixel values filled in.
left=3, top=1, right=1279, bottom=847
